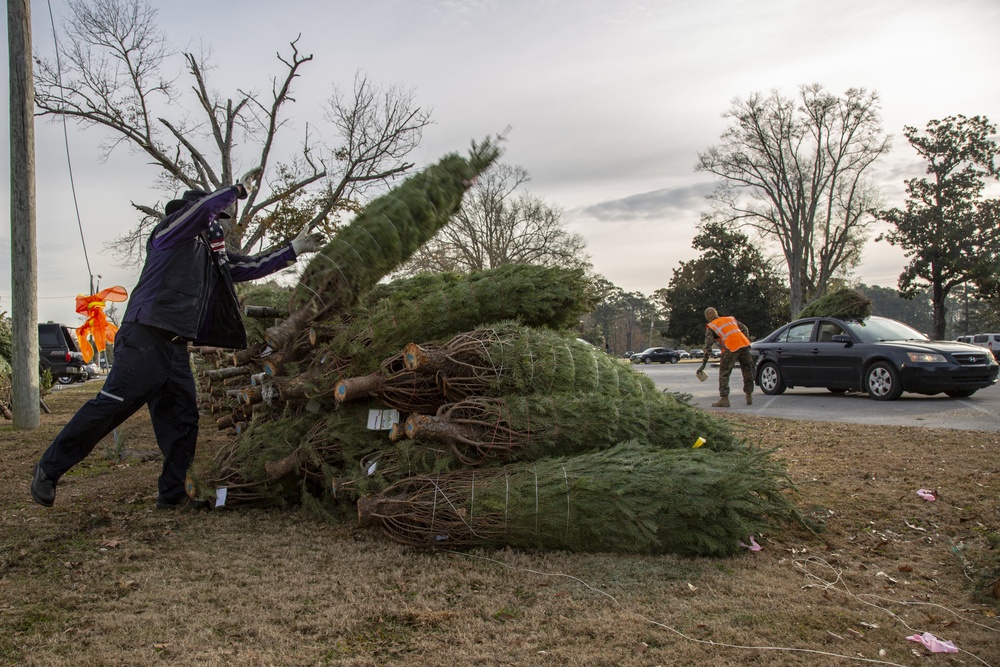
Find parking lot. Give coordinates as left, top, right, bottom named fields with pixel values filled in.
left=633, top=360, right=1000, bottom=432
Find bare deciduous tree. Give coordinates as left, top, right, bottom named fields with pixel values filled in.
left=34, top=0, right=432, bottom=264
left=399, top=163, right=590, bottom=275
left=697, top=84, right=890, bottom=316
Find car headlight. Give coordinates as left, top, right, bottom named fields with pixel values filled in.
left=906, top=352, right=946, bottom=363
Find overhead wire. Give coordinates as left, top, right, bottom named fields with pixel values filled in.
left=45, top=0, right=95, bottom=295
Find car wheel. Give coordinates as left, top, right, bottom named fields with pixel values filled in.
left=865, top=362, right=903, bottom=401
left=55, top=374, right=75, bottom=385
left=945, top=389, right=977, bottom=398
left=669, top=357, right=678, bottom=364
left=643, top=357, right=651, bottom=365
left=826, top=388, right=848, bottom=394
left=758, top=362, right=786, bottom=395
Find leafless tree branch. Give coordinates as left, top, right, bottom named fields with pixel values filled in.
left=35, top=2, right=432, bottom=267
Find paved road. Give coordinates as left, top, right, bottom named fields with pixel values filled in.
left=632, top=360, right=1000, bottom=432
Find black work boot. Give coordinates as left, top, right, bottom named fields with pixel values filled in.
left=30, top=464, right=57, bottom=507
left=156, top=495, right=211, bottom=512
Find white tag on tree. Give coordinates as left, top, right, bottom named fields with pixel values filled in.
left=367, top=409, right=399, bottom=430
left=215, top=487, right=227, bottom=508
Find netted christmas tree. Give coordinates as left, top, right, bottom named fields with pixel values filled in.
left=796, top=288, right=872, bottom=319
left=397, top=323, right=654, bottom=401
left=397, top=391, right=741, bottom=465
left=292, top=264, right=595, bottom=401
left=357, top=441, right=795, bottom=556
left=264, top=137, right=504, bottom=352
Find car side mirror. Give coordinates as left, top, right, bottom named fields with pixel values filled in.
left=830, top=334, right=852, bottom=345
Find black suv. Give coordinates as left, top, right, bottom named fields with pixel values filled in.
left=38, top=322, right=86, bottom=384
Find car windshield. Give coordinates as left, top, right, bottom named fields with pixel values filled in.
left=841, top=317, right=928, bottom=343
left=638, top=348, right=658, bottom=354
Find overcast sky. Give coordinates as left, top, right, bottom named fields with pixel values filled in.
left=2, top=0, right=1000, bottom=326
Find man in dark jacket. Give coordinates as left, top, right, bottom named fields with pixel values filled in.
left=30, top=168, right=324, bottom=510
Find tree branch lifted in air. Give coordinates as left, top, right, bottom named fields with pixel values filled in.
left=34, top=0, right=431, bottom=264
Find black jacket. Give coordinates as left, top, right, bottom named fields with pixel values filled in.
left=122, top=187, right=298, bottom=348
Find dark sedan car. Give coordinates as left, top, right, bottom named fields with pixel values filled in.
left=630, top=347, right=681, bottom=364
left=750, top=316, right=998, bottom=401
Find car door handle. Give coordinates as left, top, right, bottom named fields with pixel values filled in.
left=810, top=348, right=821, bottom=354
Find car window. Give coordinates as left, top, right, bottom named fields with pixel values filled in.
left=842, top=317, right=927, bottom=343
left=776, top=322, right=814, bottom=343
left=39, top=329, right=61, bottom=347
left=817, top=322, right=846, bottom=343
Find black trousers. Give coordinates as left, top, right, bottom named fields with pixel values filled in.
left=37, top=322, right=199, bottom=501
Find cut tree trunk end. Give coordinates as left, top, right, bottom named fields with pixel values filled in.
left=264, top=308, right=313, bottom=351
left=334, top=374, right=383, bottom=403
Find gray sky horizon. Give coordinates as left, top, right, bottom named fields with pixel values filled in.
left=2, top=0, right=999, bottom=327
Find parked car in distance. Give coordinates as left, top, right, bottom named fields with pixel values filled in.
left=84, top=363, right=101, bottom=380
left=689, top=348, right=705, bottom=359
left=676, top=349, right=690, bottom=359
left=38, top=322, right=86, bottom=385
left=750, top=315, right=999, bottom=401
left=630, top=347, right=681, bottom=364
left=971, top=333, right=1000, bottom=360
left=711, top=348, right=722, bottom=358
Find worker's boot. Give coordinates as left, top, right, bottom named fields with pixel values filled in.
left=745, top=392, right=753, bottom=405
left=711, top=396, right=730, bottom=408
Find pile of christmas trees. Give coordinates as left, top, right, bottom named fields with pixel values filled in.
left=190, top=139, right=797, bottom=556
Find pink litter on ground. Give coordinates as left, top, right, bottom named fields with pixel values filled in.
left=916, top=489, right=936, bottom=501
left=906, top=632, right=958, bottom=653
left=738, top=535, right=762, bottom=552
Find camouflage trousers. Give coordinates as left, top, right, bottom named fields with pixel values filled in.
left=719, top=346, right=755, bottom=397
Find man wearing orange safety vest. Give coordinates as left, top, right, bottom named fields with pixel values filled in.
left=698, top=307, right=755, bottom=407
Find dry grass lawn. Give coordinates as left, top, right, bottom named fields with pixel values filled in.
left=1, top=380, right=999, bottom=666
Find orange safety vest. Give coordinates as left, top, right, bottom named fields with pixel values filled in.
left=707, top=316, right=750, bottom=353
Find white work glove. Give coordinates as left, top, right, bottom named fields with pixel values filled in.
left=291, top=226, right=325, bottom=256
left=236, top=166, right=263, bottom=199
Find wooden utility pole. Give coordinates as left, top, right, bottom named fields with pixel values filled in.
left=9, top=0, right=40, bottom=428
